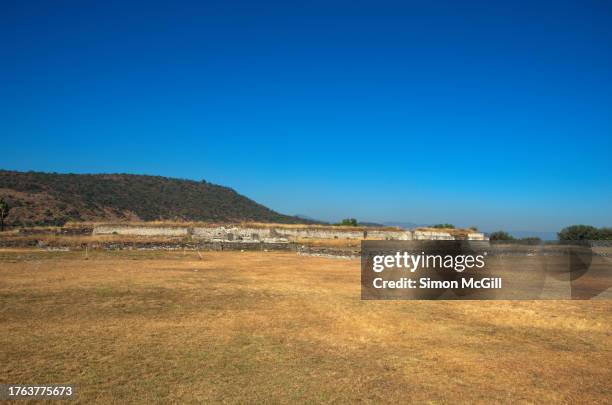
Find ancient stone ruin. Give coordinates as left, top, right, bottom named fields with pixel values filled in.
left=92, top=223, right=486, bottom=242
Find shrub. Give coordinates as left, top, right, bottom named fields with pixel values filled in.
left=335, top=218, right=358, bottom=227
left=489, top=231, right=515, bottom=241
left=558, top=225, right=600, bottom=240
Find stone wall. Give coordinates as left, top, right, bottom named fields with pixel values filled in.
left=413, top=230, right=454, bottom=240
left=272, top=227, right=364, bottom=240
left=93, top=225, right=190, bottom=237
left=91, top=224, right=485, bottom=242
left=92, top=224, right=414, bottom=242
left=367, top=230, right=412, bottom=240
left=192, top=227, right=286, bottom=243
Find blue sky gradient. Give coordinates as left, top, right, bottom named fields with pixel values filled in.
left=2, top=0, right=611, bottom=231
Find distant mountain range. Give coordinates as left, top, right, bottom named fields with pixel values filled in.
left=0, top=170, right=319, bottom=227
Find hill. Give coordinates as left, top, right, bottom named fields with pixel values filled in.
left=0, top=170, right=318, bottom=227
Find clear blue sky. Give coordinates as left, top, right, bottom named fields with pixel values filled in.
left=2, top=0, right=611, bottom=232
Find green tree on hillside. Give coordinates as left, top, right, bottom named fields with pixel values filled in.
left=0, top=198, right=10, bottom=231
left=432, top=223, right=455, bottom=229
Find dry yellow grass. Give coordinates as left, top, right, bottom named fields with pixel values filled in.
left=1, top=249, right=610, bottom=403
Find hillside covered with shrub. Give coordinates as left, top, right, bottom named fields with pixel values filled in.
left=0, top=170, right=315, bottom=227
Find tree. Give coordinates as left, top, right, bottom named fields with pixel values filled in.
left=0, top=198, right=10, bottom=231
left=558, top=225, right=599, bottom=241
left=336, top=218, right=358, bottom=227
left=432, top=223, right=454, bottom=229
left=489, top=231, right=514, bottom=241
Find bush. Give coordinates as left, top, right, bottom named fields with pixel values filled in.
left=489, top=231, right=515, bottom=241
left=335, top=218, right=358, bottom=227
left=558, top=225, right=612, bottom=240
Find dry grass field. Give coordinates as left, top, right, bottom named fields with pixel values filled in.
left=1, top=249, right=610, bottom=403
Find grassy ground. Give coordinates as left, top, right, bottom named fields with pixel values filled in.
left=1, top=249, right=610, bottom=403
